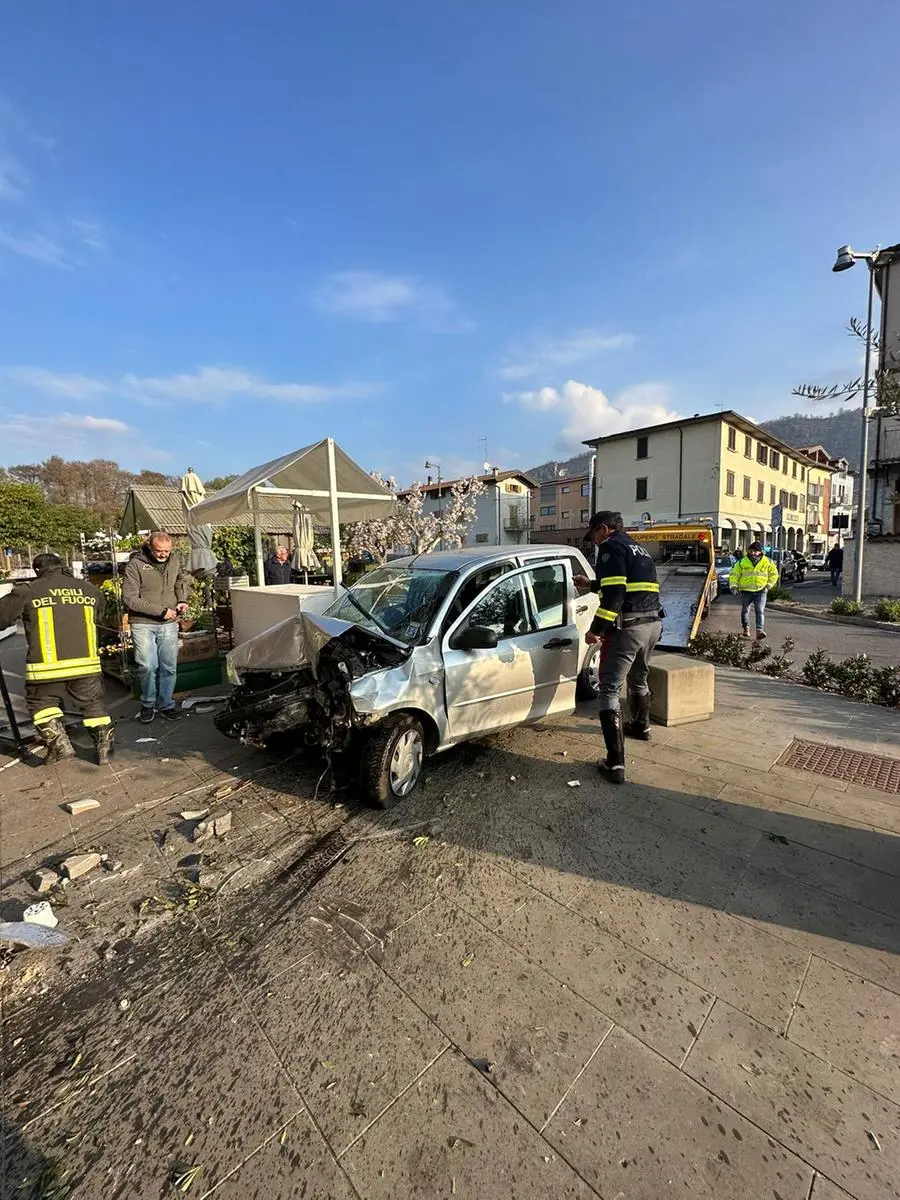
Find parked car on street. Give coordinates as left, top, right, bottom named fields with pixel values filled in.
left=809, top=551, right=827, bottom=570
left=770, top=549, right=797, bottom=583
left=715, top=553, right=736, bottom=593
left=218, top=545, right=603, bottom=806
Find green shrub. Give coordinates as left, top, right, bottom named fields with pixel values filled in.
left=831, top=597, right=864, bottom=616
left=829, top=654, right=875, bottom=701
left=871, top=597, right=900, bottom=623
left=801, top=648, right=834, bottom=689
left=768, top=583, right=793, bottom=602
left=872, top=666, right=900, bottom=708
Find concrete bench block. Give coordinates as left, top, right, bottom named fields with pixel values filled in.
left=648, top=653, right=715, bottom=726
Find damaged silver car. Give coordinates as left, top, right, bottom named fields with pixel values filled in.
left=216, top=547, right=599, bottom=806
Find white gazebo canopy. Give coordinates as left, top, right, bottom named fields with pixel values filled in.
left=187, top=438, right=394, bottom=594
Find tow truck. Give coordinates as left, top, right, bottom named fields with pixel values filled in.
left=627, top=523, right=717, bottom=648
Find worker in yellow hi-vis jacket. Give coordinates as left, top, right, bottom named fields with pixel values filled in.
left=0, top=554, right=112, bottom=764
left=574, top=511, right=662, bottom=785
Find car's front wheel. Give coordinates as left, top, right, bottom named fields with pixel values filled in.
left=360, top=714, right=426, bottom=808
left=576, top=642, right=603, bottom=701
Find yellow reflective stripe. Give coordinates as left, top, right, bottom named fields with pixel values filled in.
left=83, top=715, right=111, bottom=727
left=37, top=607, right=58, bottom=663
left=25, top=659, right=101, bottom=681
left=599, top=575, right=627, bottom=586
left=83, top=605, right=98, bottom=659
left=32, top=706, right=64, bottom=725
left=625, top=582, right=660, bottom=593
left=595, top=607, right=618, bottom=622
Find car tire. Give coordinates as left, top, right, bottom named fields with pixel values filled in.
left=576, top=642, right=603, bottom=701
left=360, top=714, right=426, bottom=809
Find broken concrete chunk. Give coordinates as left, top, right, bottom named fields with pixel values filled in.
left=102, top=859, right=124, bottom=873
left=212, top=812, right=232, bottom=837
left=179, top=808, right=209, bottom=822
left=0, top=921, right=69, bottom=949
left=23, top=901, right=58, bottom=929
left=63, top=798, right=100, bottom=816
left=61, top=852, right=102, bottom=880
left=190, top=821, right=209, bottom=843
left=29, top=868, right=60, bottom=894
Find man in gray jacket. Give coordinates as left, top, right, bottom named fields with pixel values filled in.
left=122, top=532, right=193, bottom=723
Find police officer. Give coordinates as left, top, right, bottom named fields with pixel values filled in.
left=574, top=511, right=662, bottom=784
left=0, top=554, right=113, bottom=764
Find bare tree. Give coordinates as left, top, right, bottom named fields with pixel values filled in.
left=794, top=317, right=900, bottom=416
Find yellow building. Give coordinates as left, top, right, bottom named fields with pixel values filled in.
left=584, top=411, right=816, bottom=553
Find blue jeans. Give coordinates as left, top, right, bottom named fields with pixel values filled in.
left=131, top=622, right=179, bottom=710
left=739, top=590, right=767, bottom=632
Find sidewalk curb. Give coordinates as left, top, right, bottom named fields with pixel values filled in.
left=768, top=601, right=900, bottom=634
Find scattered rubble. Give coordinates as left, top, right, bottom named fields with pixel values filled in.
left=63, top=798, right=100, bottom=815
left=29, top=868, right=60, bottom=894
left=0, top=921, right=69, bottom=949
left=190, top=810, right=233, bottom=842
left=179, top=808, right=209, bottom=821
left=23, top=901, right=58, bottom=928
left=567, top=780, right=581, bottom=788
left=61, top=852, right=102, bottom=880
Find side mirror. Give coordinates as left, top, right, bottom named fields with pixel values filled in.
left=451, top=625, right=500, bottom=651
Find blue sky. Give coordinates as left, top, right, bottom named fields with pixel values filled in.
left=1, top=0, right=898, bottom=484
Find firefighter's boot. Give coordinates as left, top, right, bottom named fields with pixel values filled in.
left=623, top=692, right=652, bottom=740
left=598, top=710, right=626, bottom=784
left=38, top=718, right=76, bottom=764
left=91, top=724, right=115, bottom=765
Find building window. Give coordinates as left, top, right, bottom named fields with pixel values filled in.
left=743, top=476, right=751, bottom=500
left=561, top=511, right=570, bottom=519
left=800, top=495, right=806, bottom=512
left=757, top=481, right=765, bottom=503
left=792, top=462, right=797, bottom=478
left=475, top=533, right=489, bottom=544
left=727, top=427, right=737, bottom=451
left=581, top=482, right=590, bottom=497
left=540, top=524, right=557, bottom=532
left=539, top=505, right=556, bottom=516
left=635, top=477, right=649, bottom=501
left=770, top=450, right=780, bottom=471
left=636, top=435, right=649, bottom=460
left=783, top=457, right=789, bottom=475
left=757, top=443, right=768, bottom=465
left=580, top=509, right=589, bottom=522
left=507, top=484, right=523, bottom=494
left=725, top=471, right=736, bottom=496
left=779, top=489, right=789, bottom=507
left=744, top=435, right=753, bottom=458
left=801, top=467, right=806, bottom=483
left=769, top=485, right=776, bottom=505
left=560, top=486, right=570, bottom=494
left=789, top=493, right=798, bottom=510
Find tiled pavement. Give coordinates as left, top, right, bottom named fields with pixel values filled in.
left=1, top=666, right=898, bottom=1199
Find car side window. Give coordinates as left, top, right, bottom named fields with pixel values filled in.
left=526, top=564, right=567, bottom=631
left=464, top=573, right=532, bottom=640
left=444, top=563, right=512, bottom=629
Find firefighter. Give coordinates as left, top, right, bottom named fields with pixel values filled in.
left=574, top=511, right=662, bottom=784
left=0, top=554, right=113, bottom=764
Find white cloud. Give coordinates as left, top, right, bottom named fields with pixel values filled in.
left=315, top=269, right=473, bottom=331
left=504, top=378, right=680, bottom=451
left=0, top=411, right=131, bottom=442
left=498, top=328, right=636, bottom=381
left=5, top=364, right=383, bottom=408
left=0, top=159, right=26, bottom=201
left=60, top=413, right=130, bottom=433
left=0, top=229, right=67, bottom=265
left=69, top=218, right=106, bottom=252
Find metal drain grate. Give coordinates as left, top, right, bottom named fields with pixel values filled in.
left=778, top=739, right=900, bottom=794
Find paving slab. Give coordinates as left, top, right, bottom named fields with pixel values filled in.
left=543, top=1025, right=813, bottom=1200
left=684, top=1001, right=899, bottom=1200
left=789, top=957, right=900, bottom=1105
left=498, top=894, right=715, bottom=1065
left=808, top=784, right=900, bottom=835
left=809, top=1176, right=858, bottom=1199
left=627, top=738, right=820, bottom=804
left=616, top=788, right=764, bottom=860
left=573, top=881, right=809, bottom=1029
left=250, top=937, right=449, bottom=1155
left=728, top=868, right=900, bottom=994
left=375, top=896, right=613, bottom=1130
left=340, top=1048, right=597, bottom=1198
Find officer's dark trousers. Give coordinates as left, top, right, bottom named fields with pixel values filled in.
left=25, top=674, right=110, bottom=728
left=597, top=621, right=662, bottom=713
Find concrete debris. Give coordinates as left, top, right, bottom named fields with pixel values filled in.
left=29, top=868, right=60, bottom=894
left=63, top=798, right=100, bottom=815
left=61, top=852, right=102, bottom=880
left=212, top=812, right=233, bottom=837
left=179, top=808, right=209, bottom=821
left=566, top=780, right=581, bottom=788
left=135, top=737, right=158, bottom=743
left=0, top=921, right=69, bottom=949
left=23, top=901, right=58, bottom=928
left=102, top=859, right=124, bottom=873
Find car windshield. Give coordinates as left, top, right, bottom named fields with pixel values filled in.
left=326, top=567, right=456, bottom=645
left=715, top=555, right=733, bottom=569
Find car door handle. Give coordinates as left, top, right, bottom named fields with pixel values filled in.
left=543, top=637, right=574, bottom=649
left=576, top=604, right=589, bottom=614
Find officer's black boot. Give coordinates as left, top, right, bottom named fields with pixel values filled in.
left=91, top=725, right=115, bottom=765
left=38, top=718, right=76, bottom=764
left=623, top=693, right=652, bottom=741
left=598, top=710, right=626, bottom=784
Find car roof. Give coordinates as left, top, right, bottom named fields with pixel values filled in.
left=387, top=545, right=588, bottom=572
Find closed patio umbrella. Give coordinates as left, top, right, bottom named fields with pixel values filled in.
left=291, top=503, right=321, bottom=583
left=181, top=468, right=217, bottom=575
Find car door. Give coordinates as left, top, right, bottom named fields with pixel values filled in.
left=442, top=561, right=578, bottom=742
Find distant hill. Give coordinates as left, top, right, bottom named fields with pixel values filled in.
left=761, top=408, right=862, bottom=468
left=525, top=452, right=592, bottom=484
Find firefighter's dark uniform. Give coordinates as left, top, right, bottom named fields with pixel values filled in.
left=0, top=566, right=112, bottom=763
left=587, top=529, right=662, bottom=782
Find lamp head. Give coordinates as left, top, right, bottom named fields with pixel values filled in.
left=832, top=245, right=856, bottom=272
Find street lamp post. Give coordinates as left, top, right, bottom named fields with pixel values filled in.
left=832, top=245, right=880, bottom=602
left=425, top=460, right=442, bottom=550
